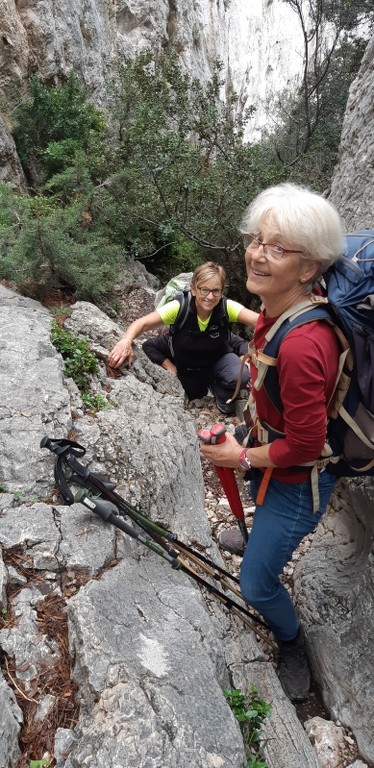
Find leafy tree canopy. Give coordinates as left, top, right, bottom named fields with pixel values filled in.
left=2, top=19, right=370, bottom=306
left=102, top=51, right=285, bottom=278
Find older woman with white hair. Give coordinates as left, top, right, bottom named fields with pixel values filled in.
left=200, top=183, right=345, bottom=702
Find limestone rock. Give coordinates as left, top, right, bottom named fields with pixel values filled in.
left=0, top=284, right=327, bottom=768
left=0, top=0, right=305, bottom=144
left=330, top=36, right=374, bottom=228
left=294, top=478, right=374, bottom=765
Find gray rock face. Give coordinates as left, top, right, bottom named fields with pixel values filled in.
left=0, top=283, right=324, bottom=768
left=0, top=0, right=307, bottom=179
left=0, top=117, right=26, bottom=191
left=0, top=285, right=72, bottom=500
left=329, top=36, right=374, bottom=229
left=0, top=673, right=22, bottom=768
left=1, top=32, right=374, bottom=768
left=294, top=479, right=374, bottom=765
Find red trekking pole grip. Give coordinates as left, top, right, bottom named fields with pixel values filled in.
left=198, top=424, right=248, bottom=545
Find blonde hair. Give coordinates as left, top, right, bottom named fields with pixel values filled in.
left=191, top=262, right=226, bottom=290
left=240, top=182, right=345, bottom=270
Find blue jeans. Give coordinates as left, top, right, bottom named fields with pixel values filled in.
left=240, top=470, right=337, bottom=642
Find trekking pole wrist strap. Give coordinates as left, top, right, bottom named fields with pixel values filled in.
left=239, top=449, right=252, bottom=472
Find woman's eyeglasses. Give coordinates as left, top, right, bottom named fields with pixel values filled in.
left=242, top=233, right=303, bottom=262
left=197, top=287, right=222, bottom=297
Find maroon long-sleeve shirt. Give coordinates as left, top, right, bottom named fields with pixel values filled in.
left=251, top=311, right=340, bottom=483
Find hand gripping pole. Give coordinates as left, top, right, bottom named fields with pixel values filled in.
left=198, top=423, right=248, bottom=547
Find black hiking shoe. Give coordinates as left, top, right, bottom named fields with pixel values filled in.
left=278, top=627, right=311, bottom=702
left=218, top=528, right=246, bottom=556
left=215, top=399, right=235, bottom=415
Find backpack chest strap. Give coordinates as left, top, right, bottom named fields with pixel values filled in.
left=250, top=347, right=278, bottom=391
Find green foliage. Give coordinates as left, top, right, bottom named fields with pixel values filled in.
left=50, top=322, right=112, bottom=413
left=81, top=392, right=113, bottom=413
left=0, top=485, right=23, bottom=502
left=50, top=321, right=98, bottom=392
left=29, top=760, right=51, bottom=768
left=269, top=34, right=368, bottom=186
left=2, top=32, right=370, bottom=307
left=2, top=54, right=287, bottom=305
left=13, top=72, right=108, bottom=184
left=0, top=186, right=122, bottom=303
left=224, top=686, right=271, bottom=768
left=269, top=1, right=374, bottom=185
left=105, top=51, right=276, bottom=267
left=50, top=305, right=73, bottom=322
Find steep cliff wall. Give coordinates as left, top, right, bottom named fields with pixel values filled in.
left=0, top=0, right=304, bottom=116
left=329, top=36, right=374, bottom=229
left=0, top=0, right=305, bottom=186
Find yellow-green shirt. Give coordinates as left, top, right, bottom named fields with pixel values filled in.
left=157, top=298, right=243, bottom=331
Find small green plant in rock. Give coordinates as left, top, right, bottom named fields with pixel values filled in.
left=224, top=686, right=271, bottom=767
left=50, top=305, right=73, bottom=323
left=50, top=320, right=98, bottom=392
left=0, top=484, right=25, bottom=503
left=81, top=392, right=113, bottom=413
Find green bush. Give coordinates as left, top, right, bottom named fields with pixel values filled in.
left=3, top=34, right=369, bottom=308
left=13, top=72, right=108, bottom=184
left=0, top=189, right=122, bottom=303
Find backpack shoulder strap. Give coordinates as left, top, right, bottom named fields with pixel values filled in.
left=254, top=297, right=333, bottom=413
left=169, top=289, right=191, bottom=334
left=222, top=295, right=229, bottom=321
left=226, top=296, right=331, bottom=408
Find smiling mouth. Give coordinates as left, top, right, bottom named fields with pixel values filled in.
left=251, top=269, right=269, bottom=277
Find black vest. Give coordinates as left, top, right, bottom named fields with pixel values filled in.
left=172, top=297, right=231, bottom=372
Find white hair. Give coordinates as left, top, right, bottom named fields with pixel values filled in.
left=240, top=182, right=345, bottom=269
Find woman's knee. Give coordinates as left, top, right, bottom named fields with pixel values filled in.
left=240, top=561, right=270, bottom=608
left=214, top=361, right=249, bottom=389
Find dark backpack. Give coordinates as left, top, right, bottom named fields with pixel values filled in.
left=250, top=230, right=374, bottom=482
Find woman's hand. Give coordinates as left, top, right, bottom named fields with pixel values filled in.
left=199, top=431, right=242, bottom=468
left=107, top=338, right=134, bottom=368
left=108, top=311, right=164, bottom=368
left=162, top=359, right=178, bottom=376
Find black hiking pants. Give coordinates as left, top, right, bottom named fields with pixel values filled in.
left=142, top=335, right=249, bottom=408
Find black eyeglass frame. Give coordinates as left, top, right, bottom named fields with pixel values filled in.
left=196, top=286, right=223, bottom=297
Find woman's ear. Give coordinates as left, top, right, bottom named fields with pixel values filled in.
left=300, top=260, right=320, bottom=284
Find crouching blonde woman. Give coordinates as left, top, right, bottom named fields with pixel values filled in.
left=108, top=262, right=259, bottom=413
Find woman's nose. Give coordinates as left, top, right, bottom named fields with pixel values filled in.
left=246, top=243, right=266, bottom=262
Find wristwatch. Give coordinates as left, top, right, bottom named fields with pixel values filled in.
left=239, top=448, right=252, bottom=472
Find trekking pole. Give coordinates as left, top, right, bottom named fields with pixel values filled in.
left=71, top=493, right=271, bottom=642
left=40, top=435, right=276, bottom=644
left=40, top=436, right=242, bottom=588
left=40, top=435, right=244, bottom=587
left=74, top=490, right=182, bottom=568
left=74, top=493, right=270, bottom=640
left=198, top=424, right=249, bottom=547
